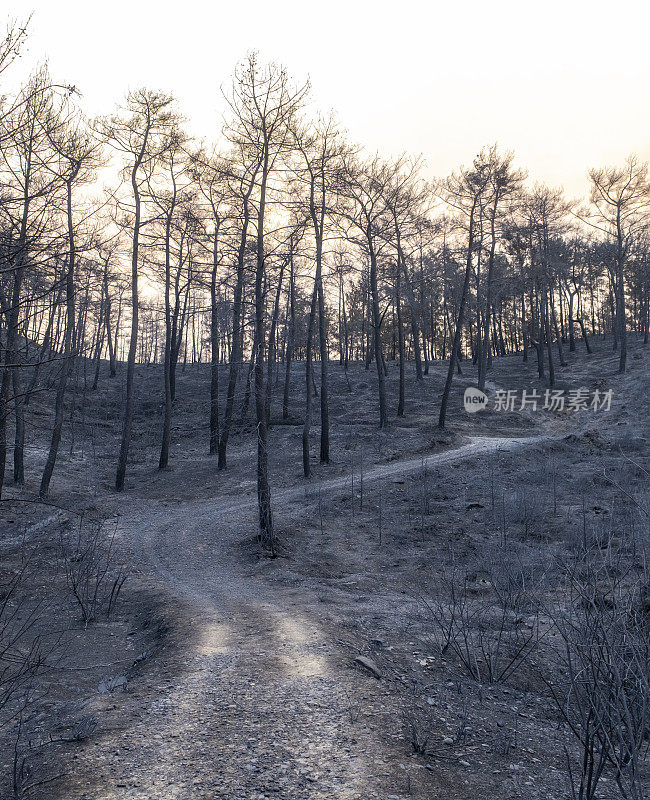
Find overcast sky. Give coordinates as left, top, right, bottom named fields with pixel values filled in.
left=4, top=0, right=650, bottom=197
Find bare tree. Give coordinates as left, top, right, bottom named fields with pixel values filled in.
left=382, top=157, right=429, bottom=388
left=216, top=141, right=259, bottom=471
left=40, top=108, right=100, bottom=497
left=192, top=149, right=232, bottom=455
left=525, top=184, right=572, bottom=387
left=292, top=114, right=344, bottom=475
left=144, top=124, right=192, bottom=469
left=0, top=69, right=68, bottom=494
left=587, top=156, right=650, bottom=373
left=102, top=88, right=176, bottom=491
left=337, top=154, right=398, bottom=428
left=437, top=150, right=491, bottom=429
left=224, top=53, right=308, bottom=547
left=476, top=149, right=524, bottom=390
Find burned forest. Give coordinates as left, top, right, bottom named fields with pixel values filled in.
left=0, top=8, right=649, bottom=800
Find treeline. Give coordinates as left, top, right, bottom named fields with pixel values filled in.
left=1, top=21, right=649, bottom=547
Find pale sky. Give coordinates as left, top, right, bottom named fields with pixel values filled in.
left=4, top=0, right=650, bottom=197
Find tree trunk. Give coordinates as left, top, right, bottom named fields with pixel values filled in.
left=209, top=226, right=220, bottom=454
left=317, top=276, right=330, bottom=462
left=302, top=278, right=318, bottom=477
left=544, top=290, right=555, bottom=387
left=282, top=254, right=295, bottom=420
left=218, top=176, right=255, bottom=470
left=115, top=146, right=145, bottom=491
left=40, top=177, right=77, bottom=497
left=368, top=238, right=387, bottom=428
left=12, top=358, right=25, bottom=485
left=254, top=154, right=274, bottom=551
left=550, top=294, right=567, bottom=367
left=396, top=266, right=405, bottom=417
left=159, top=191, right=176, bottom=470
left=103, top=259, right=117, bottom=377
left=0, top=175, right=31, bottom=497
left=439, top=205, right=476, bottom=430
left=25, top=289, right=57, bottom=405
left=393, top=220, right=423, bottom=381
left=91, top=296, right=106, bottom=391
left=568, top=292, right=576, bottom=352
left=265, top=256, right=286, bottom=426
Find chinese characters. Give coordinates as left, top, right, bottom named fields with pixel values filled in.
left=492, top=388, right=612, bottom=412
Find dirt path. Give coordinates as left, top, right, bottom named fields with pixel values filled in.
left=63, top=434, right=545, bottom=800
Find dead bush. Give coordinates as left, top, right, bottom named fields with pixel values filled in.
left=547, top=549, right=650, bottom=800
left=425, top=561, right=543, bottom=685
left=58, top=517, right=128, bottom=625
left=0, top=563, right=44, bottom=728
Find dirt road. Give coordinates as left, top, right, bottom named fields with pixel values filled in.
left=79, top=434, right=545, bottom=800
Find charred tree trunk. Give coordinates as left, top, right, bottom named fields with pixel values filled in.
left=317, top=276, right=329, bottom=462
left=218, top=173, right=256, bottom=471
left=115, top=130, right=148, bottom=492
left=368, top=236, right=387, bottom=428
left=209, top=225, right=220, bottom=454
left=282, top=253, right=295, bottom=420
left=254, top=153, right=274, bottom=551
left=438, top=203, right=477, bottom=430
left=40, top=176, right=77, bottom=497
left=396, top=266, right=405, bottom=417
left=302, top=278, right=318, bottom=477
left=159, top=182, right=177, bottom=470
left=265, top=256, right=286, bottom=426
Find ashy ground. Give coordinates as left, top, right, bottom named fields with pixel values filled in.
left=0, top=337, right=648, bottom=799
